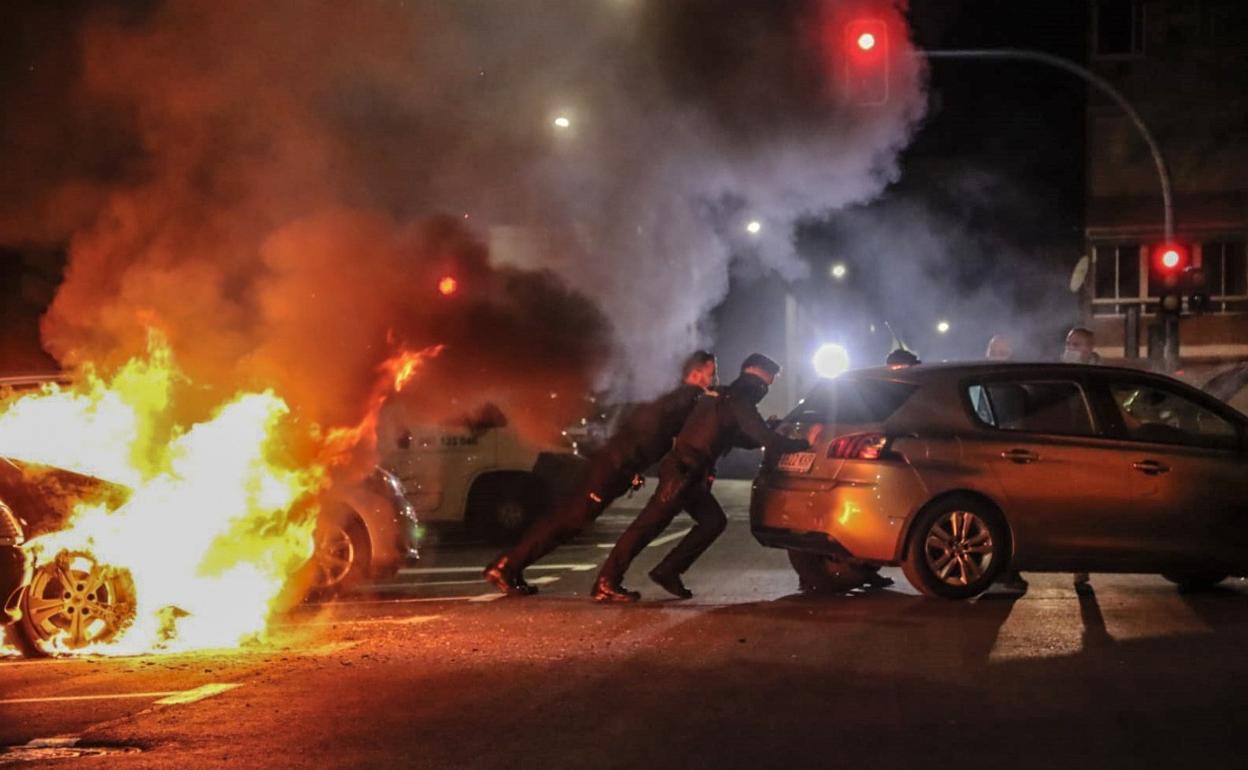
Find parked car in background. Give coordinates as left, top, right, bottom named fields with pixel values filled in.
left=752, top=362, right=1248, bottom=599
left=376, top=401, right=584, bottom=542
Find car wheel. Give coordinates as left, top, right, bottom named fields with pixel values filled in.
left=787, top=550, right=874, bottom=594
left=467, top=476, right=542, bottom=543
left=1162, top=571, right=1227, bottom=592
left=14, top=549, right=136, bottom=657
left=902, top=496, right=1008, bottom=600
left=307, top=516, right=371, bottom=599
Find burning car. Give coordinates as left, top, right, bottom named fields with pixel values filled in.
left=0, top=369, right=420, bottom=656
left=0, top=457, right=137, bottom=656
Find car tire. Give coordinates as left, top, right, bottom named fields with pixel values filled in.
left=1162, top=571, right=1227, bottom=592
left=467, top=475, right=542, bottom=543
left=787, top=550, right=874, bottom=594
left=306, top=515, right=371, bottom=600
left=12, top=550, right=137, bottom=657
left=902, top=496, right=1008, bottom=600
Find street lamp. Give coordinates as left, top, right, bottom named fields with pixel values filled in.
left=812, top=343, right=851, bottom=379
left=553, top=115, right=571, bottom=129
left=830, top=263, right=847, bottom=280
left=746, top=220, right=762, bottom=235
left=936, top=320, right=950, bottom=334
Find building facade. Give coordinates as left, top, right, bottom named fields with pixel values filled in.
left=1085, top=0, right=1248, bottom=374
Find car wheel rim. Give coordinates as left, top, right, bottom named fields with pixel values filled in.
left=497, top=501, right=526, bottom=531
left=25, top=550, right=136, bottom=650
left=924, top=511, right=994, bottom=587
left=313, top=525, right=355, bottom=588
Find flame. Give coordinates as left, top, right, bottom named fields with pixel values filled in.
left=320, top=344, right=444, bottom=464
left=0, top=336, right=322, bottom=654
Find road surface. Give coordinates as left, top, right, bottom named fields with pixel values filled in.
left=4, top=480, right=1248, bottom=768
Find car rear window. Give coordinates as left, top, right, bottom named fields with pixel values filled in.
left=786, top=379, right=917, bottom=424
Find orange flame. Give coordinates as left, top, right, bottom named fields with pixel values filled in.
left=0, top=335, right=322, bottom=654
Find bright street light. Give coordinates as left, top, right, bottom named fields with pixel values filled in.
left=812, top=343, right=851, bottom=379
left=830, top=263, right=847, bottom=280
left=857, top=32, right=877, bottom=51
left=746, top=220, right=762, bottom=235
left=553, top=115, right=571, bottom=129
left=936, top=320, right=950, bottom=334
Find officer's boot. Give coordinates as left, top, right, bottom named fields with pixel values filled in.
left=482, top=556, right=538, bottom=596
left=647, top=567, right=693, bottom=600
left=590, top=576, right=639, bottom=603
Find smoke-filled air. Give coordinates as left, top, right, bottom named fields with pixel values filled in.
left=3, top=0, right=927, bottom=411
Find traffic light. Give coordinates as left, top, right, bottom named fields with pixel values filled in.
left=844, top=19, right=889, bottom=105
left=1153, top=243, right=1188, bottom=317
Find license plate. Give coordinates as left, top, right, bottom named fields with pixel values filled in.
left=776, top=451, right=816, bottom=473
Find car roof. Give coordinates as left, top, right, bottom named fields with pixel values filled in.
left=840, top=361, right=1170, bottom=384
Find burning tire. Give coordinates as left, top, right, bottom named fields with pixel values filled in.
left=307, top=515, right=371, bottom=598
left=10, top=549, right=136, bottom=657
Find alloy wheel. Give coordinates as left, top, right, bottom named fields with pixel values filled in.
left=923, top=511, right=995, bottom=587
left=313, top=524, right=356, bottom=589
left=24, top=550, right=136, bottom=650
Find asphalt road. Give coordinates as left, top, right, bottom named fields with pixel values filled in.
left=4, top=480, right=1248, bottom=768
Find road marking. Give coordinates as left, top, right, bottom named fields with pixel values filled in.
left=469, top=592, right=505, bottom=603
left=399, top=563, right=596, bottom=575
left=0, top=683, right=239, bottom=707
left=154, top=683, right=240, bottom=705
left=293, top=616, right=443, bottom=629
left=378, top=574, right=566, bottom=589
left=596, top=528, right=690, bottom=549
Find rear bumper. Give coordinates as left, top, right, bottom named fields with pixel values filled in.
left=1, top=545, right=31, bottom=624
left=749, top=466, right=926, bottom=563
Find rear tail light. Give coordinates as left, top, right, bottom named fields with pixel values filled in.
left=826, top=432, right=902, bottom=461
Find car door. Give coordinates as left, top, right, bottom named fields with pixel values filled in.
left=376, top=399, right=499, bottom=521
left=1091, top=374, right=1248, bottom=569
left=961, top=374, right=1131, bottom=569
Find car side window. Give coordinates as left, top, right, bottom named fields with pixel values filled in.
left=968, top=380, right=1097, bottom=437
left=1109, top=382, right=1239, bottom=449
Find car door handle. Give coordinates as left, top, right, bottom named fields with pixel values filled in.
left=1132, top=460, right=1170, bottom=475
left=1001, top=448, right=1039, bottom=464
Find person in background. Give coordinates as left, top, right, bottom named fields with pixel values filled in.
left=1062, top=327, right=1100, bottom=365
left=1062, top=326, right=1096, bottom=594
left=986, top=335, right=1013, bottom=361
left=885, top=348, right=920, bottom=368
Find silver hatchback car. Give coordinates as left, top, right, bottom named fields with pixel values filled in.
left=750, top=362, right=1248, bottom=599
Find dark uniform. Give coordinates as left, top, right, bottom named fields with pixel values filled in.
left=596, top=372, right=809, bottom=598
left=485, top=383, right=707, bottom=592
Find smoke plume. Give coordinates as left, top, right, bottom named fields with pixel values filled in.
left=3, top=0, right=927, bottom=434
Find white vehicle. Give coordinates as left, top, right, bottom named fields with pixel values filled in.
left=376, top=401, right=583, bottom=541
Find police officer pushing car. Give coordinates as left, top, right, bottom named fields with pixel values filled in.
left=593, top=353, right=810, bottom=602
left=483, top=351, right=718, bottom=596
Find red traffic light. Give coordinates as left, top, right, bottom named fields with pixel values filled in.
left=1153, top=243, right=1188, bottom=274
left=844, top=19, right=889, bottom=105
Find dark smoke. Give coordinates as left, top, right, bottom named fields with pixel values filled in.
left=1, top=0, right=927, bottom=439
